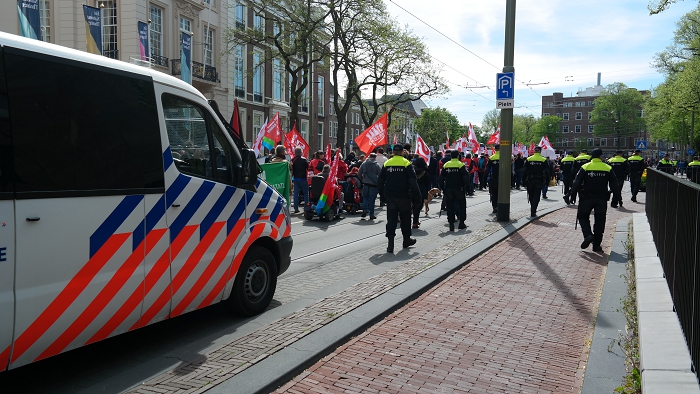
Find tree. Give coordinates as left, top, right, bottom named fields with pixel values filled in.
left=412, top=107, right=461, bottom=149
left=512, top=114, right=538, bottom=144
left=648, top=0, right=687, bottom=14
left=652, top=5, right=700, bottom=74
left=590, top=83, right=646, bottom=149
left=481, top=109, right=501, bottom=136
left=532, top=116, right=561, bottom=143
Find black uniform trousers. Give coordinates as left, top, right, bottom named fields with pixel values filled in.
left=563, top=175, right=574, bottom=196
left=611, top=180, right=624, bottom=206
left=577, top=197, right=607, bottom=247
left=443, top=188, right=466, bottom=224
left=527, top=180, right=544, bottom=216
left=630, top=172, right=642, bottom=197
left=385, top=196, right=412, bottom=240
left=489, top=178, right=499, bottom=209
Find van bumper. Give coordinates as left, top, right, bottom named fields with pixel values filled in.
left=277, top=235, right=293, bottom=275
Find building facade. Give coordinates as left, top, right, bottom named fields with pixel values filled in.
left=1, top=0, right=363, bottom=157
left=541, top=85, right=654, bottom=157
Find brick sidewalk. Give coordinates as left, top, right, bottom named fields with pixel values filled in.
left=275, top=199, right=645, bottom=393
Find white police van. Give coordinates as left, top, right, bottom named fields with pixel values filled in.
left=0, top=31, right=292, bottom=370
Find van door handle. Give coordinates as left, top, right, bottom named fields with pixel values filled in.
left=171, top=204, right=180, bottom=208
left=26, top=217, right=40, bottom=222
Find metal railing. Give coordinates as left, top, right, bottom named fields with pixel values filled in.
left=646, top=168, right=700, bottom=378
left=150, top=54, right=169, bottom=68
left=171, top=59, right=218, bottom=83
left=103, top=49, right=119, bottom=60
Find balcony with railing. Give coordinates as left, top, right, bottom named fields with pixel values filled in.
left=151, top=54, right=169, bottom=68
left=103, top=49, right=119, bottom=60
left=171, top=59, right=218, bottom=83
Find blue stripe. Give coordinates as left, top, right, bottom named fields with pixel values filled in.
left=90, top=195, right=143, bottom=258
left=163, top=146, right=174, bottom=171
left=132, top=174, right=189, bottom=250
left=269, top=196, right=283, bottom=224
left=249, top=187, right=273, bottom=223
left=170, top=181, right=215, bottom=242
left=200, top=186, right=235, bottom=240
left=226, top=197, right=247, bottom=234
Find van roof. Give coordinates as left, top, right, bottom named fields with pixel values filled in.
left=0, top=31, right=206, bottom=101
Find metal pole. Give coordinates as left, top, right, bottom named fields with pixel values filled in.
left=497, top=0, right=516, bottom=222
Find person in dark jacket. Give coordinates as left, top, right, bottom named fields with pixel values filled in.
left=291, top=147, right=309, bottom=213
left=513, top=153, right=526, bottom=189
left=570, top=149, right=591, bottom=204
left=378, top=144, right=421, bottom=253
left=428, top=153, right=439, bottom=192
left=657, top=153, right=674, bottom=174
left=627, top=149, right=646, bottom=202
left=559, top=151, right=576, bottom=201
left=358, top=153, right=381, bottom=220
left=485, top=145, right=501, bottom=213
left=411, top=157, right=431, bottom=228
left=439, top=150, right=469, bottom=231
left=523, top=146, right=551, bottom=218
left=565, top=148, right=620, bottom=252
left=607, top=150, right=630, bottom=208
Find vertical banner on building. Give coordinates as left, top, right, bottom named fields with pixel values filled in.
left=82, top=5, right=102, bottom=55
left=137, top=21, right=149, bottom=61
left=180, top=31, right=192, bottom=84
left=17, top=0, right=42, bottom=40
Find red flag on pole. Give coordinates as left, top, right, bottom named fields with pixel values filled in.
left=230, top=99, right=242, bottom=140
left=325, top=143, right=332, bottom=163
left=487, top=124, right=501, bottom=145
left=265, top=112, right=283, bottom=145
left=528, top=142, right=536, bottom=155
left=445, top=130, right=450, bottom=149
left=284, top=122, right=310, bottom=158
left=393, top=133, right=398, bottom=145
left=354, top=113, right=388, bottom=154
left=415, top=134, right=431, bottom=163
left=468, top=123, right=479, bottom=154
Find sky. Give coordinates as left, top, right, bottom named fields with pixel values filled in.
left=383, top=0, right=699, bottom=128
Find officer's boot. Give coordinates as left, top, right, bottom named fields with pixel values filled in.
left=458, top=221, right=467, bottom=229
left=449, top=222, right=455, bottom=231
left=403, top=237, right=416, bottom=248
left=387, top=237, right=394, bottom=254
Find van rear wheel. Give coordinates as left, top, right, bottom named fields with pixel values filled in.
left=227, top=246, right=277, bottom=316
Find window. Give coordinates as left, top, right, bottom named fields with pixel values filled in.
left=273, top=59, right=284, bottom=100
left=203, top=0, right=213, bottom=4
left=614, top=138, right=619, bottom=147
left=204, top=27, right=214, bottom=67
left=574, top=138, right=580, bottom=146
left=587, top=138, right=594, bottom=147
left=543, top=112, right=550, bottom=117
left=564, top=102, right=573, bottom=107
left=588, top=112, right=591, bottom=120
left=563, top=113, right=569, bottom=120
left=562, top=125, right=569, bottom=133
left=575, top=112, right=582, bottom=120
left=588, top=125, right=594, bottom=133
left=546, top=102, right=553, bottom=108
left=253, top=112, right=264, bottom=142
left=588, top=101, right=595, bottom=106
left=638, top=109, right=645, bottom=118
left=238, top=108, right=247, bottom=144
left=273, top=21, right=281, bottom=37
left=254, top=13, right=264, bottom=32
left=317, top=122, right=324, bottom=151
left=620, top=137, right=626, bottom=147
left=234, top=44, right=245, bottom=98
left=163, top=95, right=235, bottom=183
left=575, top=125, right=581, bottom=133
left=149, top=5, right=163, bottom=57
left=179, top=17, right=191, bottom=33
left=40, top=0, right=51, bottom=42
left=317, top=76, right=324, bottom=116
left=300, top=86, right=309, bottom=113
left=556, top=113, right=561, bottom=118
left=101, top=1, right=118, bottom=59
left=301, top=120, right=309, bottom=141
left=235, top=3, right=246, bottom=30
left=600, top=138, right=607, bottom=146
left=253, top=50, right=263, bottom=103
left=563, top=138, right=568, bottom=147
left=4, top=47, right=164, bottom=195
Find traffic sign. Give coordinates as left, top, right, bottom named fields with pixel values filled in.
left=496, top=72, right=514, bottom=109
left=688, top=148, right=696, bottom=156
left=636, top=140, right=647, bottom=150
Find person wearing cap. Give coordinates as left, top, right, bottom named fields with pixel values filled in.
left=378, top=144, right=420, bottom=253
left=657, top=153, right=674, bottom=175
left=687, top=156, right=700, bottom=184
left=523, top=146, right=551, bottom=217
left=570, top=149, right=591, bottom=204
left=485, top=145, right=501, bottom=213
left=627, top=149, right=646, bottom=202
left=439, top=149, right=469, bottom=230
left=560, top=151, right=576, bottom=201
left=565, top=148, right=620, bottom=252
left=607, top=150, right=630, bottom=208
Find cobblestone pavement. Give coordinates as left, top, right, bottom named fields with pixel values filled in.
left=125, top=189, right=560, bottom=394
left=275, top=194, right=645, bottom=393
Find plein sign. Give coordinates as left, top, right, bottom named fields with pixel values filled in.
left=496, top=72, right=514, bottom=109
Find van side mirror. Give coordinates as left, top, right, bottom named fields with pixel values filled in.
left=241, top=148, right=261, bottom=186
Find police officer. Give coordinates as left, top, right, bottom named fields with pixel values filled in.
left=570, top=149, right=591, bottom=204
left=523, top=146, right=551, bottom=218
left=485, top=145, right=501, bottom=214
left=607, top=150, right=630, bottom=208
left=688, top=156, right=700, bottom=184
left=378, top=144, right=421, bottom=253
left=560, top=151, right=576, bottom=200
left=439, top=149, right=469, bottom=231
left=627, top=149, right=646, bottom=202
left=657, top=153, right=674, bottom=174
left=565, top=148, right=621, bottom=252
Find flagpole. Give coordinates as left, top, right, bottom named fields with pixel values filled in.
left=497, top=0, right=516, bottom=222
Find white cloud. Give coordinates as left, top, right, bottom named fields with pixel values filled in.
left=384, top=0, right=699, bottom=126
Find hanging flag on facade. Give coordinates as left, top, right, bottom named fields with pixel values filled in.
left=17, top=0, right=42, bottom=40
left=230, top=99, right=242, bottom=141
left=354, top=113, right=388, bottom=154
left=83, top=5, right=102, bottom=55
left=180, top=31, right=192, bottom=84
left=137, top=21, right=149, bottom=61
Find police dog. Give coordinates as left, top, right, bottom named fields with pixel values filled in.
left=424, top=188, right=441, bottom=215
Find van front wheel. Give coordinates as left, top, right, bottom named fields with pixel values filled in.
left=228, top=246, right=277, bottom=316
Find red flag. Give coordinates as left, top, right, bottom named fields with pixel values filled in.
left=315, top=150, right=341, bottom=215
left=445, top=130, right=450, bottom=148
left=528, top=142, right=536, bottom=155
left=393, top=133, right=398, bottom=145
left=325, top=143, right=332, bottom=163
left=265, top=112, right=283, bottom=145
left=468, top=123, right=479, bottom=154
left=230, top=99, right=242, bottom=140
left=415, top=134, right=431, bottom=163
left=284, top=123, right=310, bottom=158
left=487, top=124, right=500, bottom=145
left=354, top=113, right=388, bottom=154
